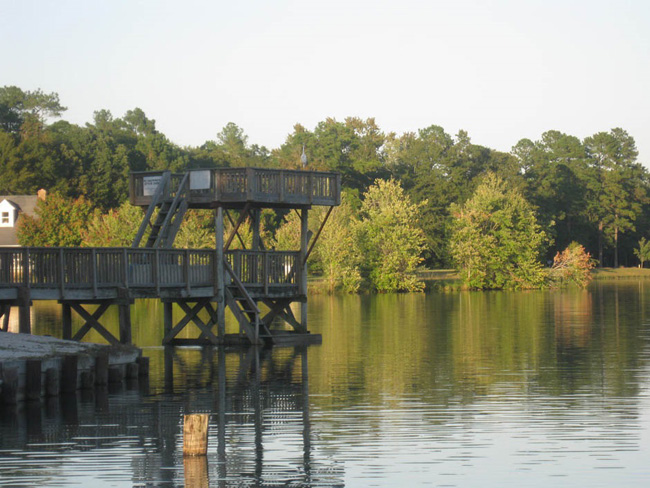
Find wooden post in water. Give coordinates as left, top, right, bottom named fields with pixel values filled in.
left=183, top=413, right=210, bottom=456
left=215, top=207, right=225, bottom=339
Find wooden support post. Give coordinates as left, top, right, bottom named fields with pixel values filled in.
left=62, top=303, right=72, bottom=340
left=61, top=355, right=78, bottom=393
left=300, top=208, right=309, bottom=328
left=25, top=360, right=42, bottom=402
left=136, top=356, right=150, bottom=377
left=79, top=371, right=95, bottom=389
left=183, top=413, right=210, bottom=456
left=45, top=367, right=59, bottom=397
left=108, top=366, right=124, bottom=384
left=18, top=286, right=31, bottom=334
left=216, top=207, right=225, bottom=338
left=126, top=362, right=139, bottom=379
left=1, top=367, right=18, bottom=404
left=95, top=353, right=109, bottom=385
left=118, top=288, right=132, bottom=345
left=164, top=301, right=174, bottom=339
left=251, top=208, right=261, bottom=251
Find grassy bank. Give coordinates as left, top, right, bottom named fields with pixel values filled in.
left=591, top=267, right=650, bottom=280
left=306, top=267, right=650, bottom=294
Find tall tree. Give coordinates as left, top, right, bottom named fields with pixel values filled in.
left=514, top=131, right=589, bottom=259
left=450, top=173, right=548, bottom=289
left=0, top=86, right=66, bottom=134
left=359, top=179, right=427, bottom=292
left=584, top=128, right=644, bottom=267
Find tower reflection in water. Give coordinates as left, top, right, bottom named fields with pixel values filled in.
left=161, top=345, right=338, bottom=488
left=0, top=346, right=342, bottom=488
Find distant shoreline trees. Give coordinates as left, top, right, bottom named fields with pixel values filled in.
left=4, top=85, right=650, bottom=290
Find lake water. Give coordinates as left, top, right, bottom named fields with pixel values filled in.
left=1, top=280, right=650, bottom=487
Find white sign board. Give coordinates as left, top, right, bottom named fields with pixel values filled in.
left=143, top=176, right=162, bottom=196
left=190, top=170, right=211, bottom=190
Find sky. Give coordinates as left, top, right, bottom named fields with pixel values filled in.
left=2, top=0, right=650, bottom=164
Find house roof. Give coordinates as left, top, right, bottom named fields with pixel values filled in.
left=0, top=195, right=39, bottom=217
left=0, top=195, right=40, bottom=247
left=0, top=227, right=18, bottom=246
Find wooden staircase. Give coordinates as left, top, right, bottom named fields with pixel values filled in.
left=132, top=171, right=189, bottom=249
left=224, top=259, right=273, bottom=345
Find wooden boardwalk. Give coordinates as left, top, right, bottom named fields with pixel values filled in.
left=0, top=167, right=340, bottom=347
left=0, top=248, right=300, bottom=301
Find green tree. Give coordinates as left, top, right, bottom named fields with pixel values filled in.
left=515, top=131, right=589, bottom=259
left=82, top=202, right=143, bottom=246
left=17, top=193, right=94, bottom=246
left=584, top=128, right=644, bottom=267
left=0, top=86, right=66, bottom=134
left=174, top=210, right=216, bottom=249
left=313, top=197, right=363, bottom=293
left=359, top=179, right=427, bottom=292
left=450, top=173, right=548, bottom=290
left=633, top=238, right=650, bottom=268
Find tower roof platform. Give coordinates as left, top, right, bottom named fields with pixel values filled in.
left=129, top=167, right=341, bottom=210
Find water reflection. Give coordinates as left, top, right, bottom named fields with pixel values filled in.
left=3, top=281, right=650, bottom=486
left=0, top=346, right=342, bottom=488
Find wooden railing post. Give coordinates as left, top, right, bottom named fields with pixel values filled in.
left=184, top=249, right=190, bottom=294
left=154, top=249, right=160, bottom=295
left=22, top=248, right=30, bottom=287
left=263, top=252, right=269, bottom=295
left=123, top=248, right=129, bottom=288
left=91, top=248, right=98, bottom=297
left=246, top=167, right=254, bottom=200
left=279, top=170, right=285, bottom=202
left=308, top=172, right=313, bottom=204
left=59, top=248, right=65, bottom=299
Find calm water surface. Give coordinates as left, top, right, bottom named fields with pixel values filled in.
left=2, top=280, right=650, bottom=487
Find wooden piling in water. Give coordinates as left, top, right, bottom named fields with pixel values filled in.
left=61, top=355, right=78, bottom=393
left=136, top=356, right=149, bottom=376
left=108, top=366, right=124, bottom=384
left=25, top=360, right=41, bottom=401
left=126, top=362, right=139, bottom=379
left=1, top=367, right=18, bottom=404
left=95, top=353, right=109, bottom=385
left=183, top=414, right=209, bottom=456
left=45, top=367, right=59, bottom=396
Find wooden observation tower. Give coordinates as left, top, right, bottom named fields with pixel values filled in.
left=129, top=167, right=340, bottom=346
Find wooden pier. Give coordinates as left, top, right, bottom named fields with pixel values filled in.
left=0, top=167, right=340, bottom=347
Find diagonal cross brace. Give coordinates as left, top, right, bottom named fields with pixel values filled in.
left=70, top=302, right=118, bottom=345
left=162, top=298, right=219, bottom=344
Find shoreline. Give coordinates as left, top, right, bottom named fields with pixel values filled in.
left=0, top=332, right=145, bottom=404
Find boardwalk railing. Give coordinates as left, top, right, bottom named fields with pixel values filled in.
left=130, top=168, right=340, bottom=207
left=225, top=250, right=300, bottom=294
left=0, top=248, right=302, bottom=298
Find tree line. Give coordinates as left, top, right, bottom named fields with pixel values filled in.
left=2, top=86, right=648, bottom=289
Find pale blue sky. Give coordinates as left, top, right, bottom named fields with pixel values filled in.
left=2, top=0, right=649, bottom=163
